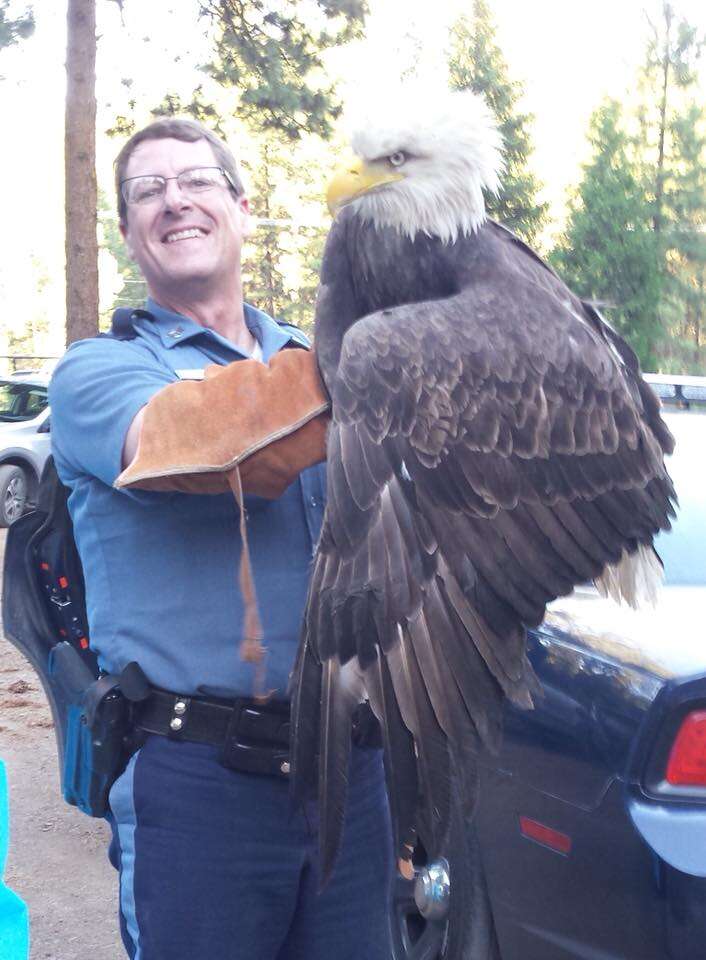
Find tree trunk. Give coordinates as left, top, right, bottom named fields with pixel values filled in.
left=65, top=0, right=98, bottom=345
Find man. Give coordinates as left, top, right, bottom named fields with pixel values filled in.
left=49, top=118, right=392, bottom=960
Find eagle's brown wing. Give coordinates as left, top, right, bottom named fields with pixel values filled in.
left=290, top=252, right=675, bottom=896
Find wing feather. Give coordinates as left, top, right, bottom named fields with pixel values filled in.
left=292, top=215, right=676, bottom=923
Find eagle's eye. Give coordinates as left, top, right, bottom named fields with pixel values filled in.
left=388, top=151, right=407, bottom=167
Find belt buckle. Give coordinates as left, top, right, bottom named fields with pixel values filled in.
left=219, top=700, right=290, bottom=778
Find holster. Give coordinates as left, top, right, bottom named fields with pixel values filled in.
left=50, top=643, right=148, bottom=817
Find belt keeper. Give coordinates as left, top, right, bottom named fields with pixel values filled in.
left=168, top=696, right=191, bottom=738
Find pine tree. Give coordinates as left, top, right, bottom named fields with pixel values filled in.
left=662, top=103, right=706, bottom=371
left=0, top=0, right=33, bottom=56
left=106, top=2, right=358, bottom=332
left=550, top=101, right=663, bottom=370
left=6, top=257, right=50, bottom=357
left=240, top=135, right=332, bottom=335
left=448, top=1, right=547, bottom=244
left=637, top=3, right=704, bottom=235
left=99, top=195, right=147, bottom=322
left=241, top=139, right=294, bottom=320
left=632, top=3, right=705, bottom=369
left=199, top=0, right=366, bottom=141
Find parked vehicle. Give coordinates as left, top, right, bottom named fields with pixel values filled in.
left=392, top=406, right=706, bottom=960
left=0, top=377, right=50, bottom=526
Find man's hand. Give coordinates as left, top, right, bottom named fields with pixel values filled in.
left=115, top=350, right=330, bottom=499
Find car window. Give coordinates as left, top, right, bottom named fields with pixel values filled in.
left=654, top=413, right=706, bottom=586
left=0, top=381, right=49, bottom=422
left=24, top=390, right=49, bottom=417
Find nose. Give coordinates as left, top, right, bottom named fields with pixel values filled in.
left=162, top=177, right=193, bottom=213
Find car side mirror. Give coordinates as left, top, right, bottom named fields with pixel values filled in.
left=37, top=417, right=51, bottom=434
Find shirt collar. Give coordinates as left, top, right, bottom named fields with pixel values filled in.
left=143, top=298, right=304, bottom=361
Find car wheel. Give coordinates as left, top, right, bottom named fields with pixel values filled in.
left=389, top=845, right=503, bottom=960
left=0, top=464, right=28, bottom=526
left=389, top=864, right=449, bottom=960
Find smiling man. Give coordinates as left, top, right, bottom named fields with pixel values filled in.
left=48, top=118, right=392, bottom=960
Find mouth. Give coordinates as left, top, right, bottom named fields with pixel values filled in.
left=162, top=226, right=209, bottom=244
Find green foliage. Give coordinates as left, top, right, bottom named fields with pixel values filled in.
left=6, top=256, right=49, bottom=357
left=241, top=135, right=330, bottom=334
left=550, top=101, right=663, bottom=370
left=551, top=5, right=706, bottom=374
left=98, top=193, right=147, bottom=322
left=629, top=3, right=706, bottom=370
left=199, top=0, right=366, bottom=140
left=0, top=1, right=34, bottom=57
left=659, top=103, right=706, bottom=371
left=103, top=1, right=361, bottom=328
left=241, top=140, right=293, bottom=320
left=636, top=2, right=704, bottom=233
left=448, top=1, right=547, bottom=244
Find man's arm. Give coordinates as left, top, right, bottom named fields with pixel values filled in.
left=114, top=351, right=330, bottom=499
left=122, top=407, right=145, bottom=469
left=49, top=337, right=175, bottom=488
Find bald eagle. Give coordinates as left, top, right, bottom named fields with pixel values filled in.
left=290, top=89, right=675, bottom=957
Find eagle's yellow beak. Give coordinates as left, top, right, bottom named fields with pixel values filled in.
left=327, top=156, right=404, bottom=216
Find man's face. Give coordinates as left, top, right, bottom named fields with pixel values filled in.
left=120, top=137, right=250, bottom=301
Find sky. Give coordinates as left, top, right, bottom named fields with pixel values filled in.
left=1, top=0, right=705, bottom=354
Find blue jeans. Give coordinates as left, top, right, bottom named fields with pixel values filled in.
left=108, top=735, right=393, bottom=959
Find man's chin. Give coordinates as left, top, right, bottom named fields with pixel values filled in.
left=153, top=264, right=217, bottom=286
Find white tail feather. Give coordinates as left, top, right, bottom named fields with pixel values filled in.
left=595, top=544, right=663, bottom=608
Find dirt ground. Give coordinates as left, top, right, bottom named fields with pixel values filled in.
left=0, top=530, right=122, bottom=960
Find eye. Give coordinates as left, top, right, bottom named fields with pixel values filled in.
left=130, top=177, right=164, bottom=203
left=388, top=151, right=407, bottom=167
left=182, top=169, right=218, bottom=190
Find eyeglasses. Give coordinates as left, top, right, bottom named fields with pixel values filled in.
left=120, top=166, right=239, bottom=206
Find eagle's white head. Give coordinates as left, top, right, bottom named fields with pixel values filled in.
left=328, top=87, right=503, bottom=244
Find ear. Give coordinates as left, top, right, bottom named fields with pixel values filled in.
left=238, top=195, right=254, bottom=239
left=120, top=220, right=135, bottom=260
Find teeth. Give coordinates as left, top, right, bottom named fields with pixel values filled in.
left=165, top=228, right=205, bottom=243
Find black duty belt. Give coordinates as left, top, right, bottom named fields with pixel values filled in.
left=133, top=690, right=291, bottom=779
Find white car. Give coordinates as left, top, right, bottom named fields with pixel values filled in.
left=0, top=376, right=51, bottom=526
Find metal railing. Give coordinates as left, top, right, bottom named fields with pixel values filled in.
left=644, top=373, right=706, bottom=410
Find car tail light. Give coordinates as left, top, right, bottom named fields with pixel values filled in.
left=666, top=710, right=706, bottom=787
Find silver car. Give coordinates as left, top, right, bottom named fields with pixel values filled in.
left=0, top=376, right=51, bottom=526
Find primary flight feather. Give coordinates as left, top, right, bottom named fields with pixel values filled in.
left=290, top=87, right=675, bottom=958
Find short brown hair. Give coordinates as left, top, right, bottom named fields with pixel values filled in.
left=114, top=117, right=245, bottom=225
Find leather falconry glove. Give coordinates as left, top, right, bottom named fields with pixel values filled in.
left=115, top=348, right=331, bottom=696
left=115, top=348, right=330, bottom=499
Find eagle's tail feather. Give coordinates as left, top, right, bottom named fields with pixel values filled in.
left=365, top=648, right=419, bottom=862
left=288, top=632, right=321, bottom=809
left=388, top=625, right=452, bottom=854
left=317, top=657, right=364, bottom=888
left=595, top=543, right=663, bottom=608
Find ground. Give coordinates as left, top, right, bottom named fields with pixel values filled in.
left=0, top=530, right=121, bottom=960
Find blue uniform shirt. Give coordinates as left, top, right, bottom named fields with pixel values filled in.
left=49, top=300, right=326, bottom=698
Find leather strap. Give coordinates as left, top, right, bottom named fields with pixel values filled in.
left=133, top=689, right=290, bottom=748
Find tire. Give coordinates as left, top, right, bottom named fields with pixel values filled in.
left=389, top=869, right=447, bottom=960
left=0, top=464, right=29, bottom=526
left=389, top=827, right=503, bottom=960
